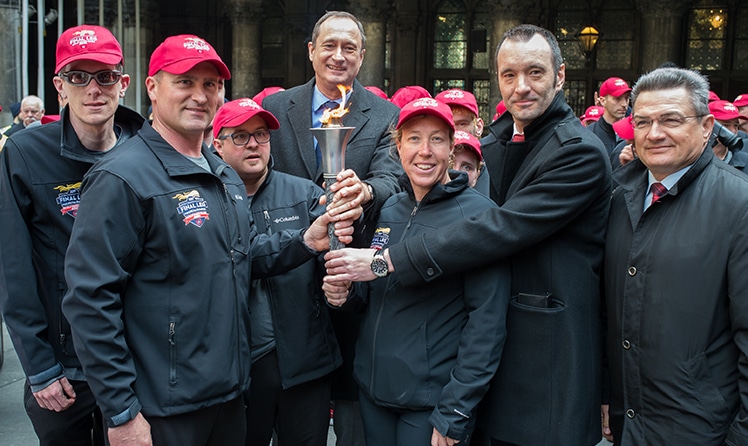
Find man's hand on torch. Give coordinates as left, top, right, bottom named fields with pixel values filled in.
left=324, top=248, right=380, bottom=282
left=303, top=178, right=363, bottom=252
left=322, top=277, right=352, bottom=307
left=327, top=169, right=370, bottom=208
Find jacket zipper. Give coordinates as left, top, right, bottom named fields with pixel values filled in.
left=168, top=321, right=177, bottom=385
left=222, top=181, right=245, bottom=389
left=368, top=202, right=420, bottom=395
left=263, top=210, right=272, bottom=235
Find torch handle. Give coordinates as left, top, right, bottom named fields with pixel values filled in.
left=324, top=173, right=345, bottom=251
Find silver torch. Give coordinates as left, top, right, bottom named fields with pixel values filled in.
left=310, top=122, right=354, bottom=251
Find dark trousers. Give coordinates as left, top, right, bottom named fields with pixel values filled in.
left=24, top=379, right=104, bottom=446
left=359, top=390, right=433, bottom=446
left=332, top=400, right=365, bottom=446
left=147, top=396, right=246, bottom=446
left=245, top=350, right=331, bottom=446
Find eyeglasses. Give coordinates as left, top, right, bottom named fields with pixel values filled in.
left=632, top=114, right=705, bottom=131
left=59, top=70, right=122, bottom=87
left=218, top=130, right=271, bottom=146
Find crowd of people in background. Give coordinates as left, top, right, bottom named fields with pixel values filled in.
left=2, top=8, right=748, bottom=446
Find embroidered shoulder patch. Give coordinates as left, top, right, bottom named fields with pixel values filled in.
left=174, top=190, right=210, bottom=227
left=370, top=227, right=391, bottom=250
left=54, top=182, right=82, bottom=218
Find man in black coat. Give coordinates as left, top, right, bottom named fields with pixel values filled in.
left=325, top=24, right=611, bottom=446
left=261, top=11, right=402, bottom=446
left=603, top=67, right=748, bottom=446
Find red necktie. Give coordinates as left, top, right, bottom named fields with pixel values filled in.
left=650, top=182, right=667, bottom=205
left=511, top=133, right=525, bottom=142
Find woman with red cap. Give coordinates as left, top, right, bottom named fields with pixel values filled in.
left=322, top=98, right=510, bottom=446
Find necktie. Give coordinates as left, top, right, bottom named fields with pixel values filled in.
left=511, top=133, right=525, bottom=142
left=650, top=182, right=667, bottom=205
left=314, top=101, right=340, bottom=167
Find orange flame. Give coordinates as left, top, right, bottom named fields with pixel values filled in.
left=320, top=85, right=351, bottom=127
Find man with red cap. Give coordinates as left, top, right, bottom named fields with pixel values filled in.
left=212, top=98, right=346, bottom=446
left=734, top=94, right=748, bottom=135
left=0, top=24, right=143, bottom=445
left=450, top=130, right=483, bottom=188
left=708, top=99, right=748, bottom=172
left=62, top=35, right=359, bottom=446
left=435, top=89, right=490, bottom=193
left=588, top=77, right=631, bottom=153
left=580, top=105, right=604, bottom=126
left=435, top=88, right=484, bottom=137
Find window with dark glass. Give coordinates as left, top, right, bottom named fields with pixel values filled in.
left=434, top=0, right=467, bottom=70
left=687, top=8, right=728, bottom=71
left=431, top=0, right=490, bottom=123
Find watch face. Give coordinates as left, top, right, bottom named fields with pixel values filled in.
left=371, top=256, right=389, bottom=278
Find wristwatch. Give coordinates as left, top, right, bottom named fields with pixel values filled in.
left=370, top=250, right=389, bottom=278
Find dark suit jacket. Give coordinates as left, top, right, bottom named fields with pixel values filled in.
left=262, top=78, right=402, bottom=225
left=390, top=92, right=611, bottom=445
left=263, top=78, right=403, bottom=400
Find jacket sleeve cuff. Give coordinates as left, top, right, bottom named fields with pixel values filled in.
left=27, top=363, right=64, bottom=389
left=389, top=235, right=443, bottom=286
left=428, top=407, right=469, bottom=442
left=108, top=400, right=143, bottom=427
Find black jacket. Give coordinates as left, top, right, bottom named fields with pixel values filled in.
left=63, top=122, right=319, bottom=426
left=389, top=92, right=611, bottom=446
left=588, top=116, right=618, bottom=154
left=605, top=148, right=748, bottom=445
left=249, top=162, right=342, bottom=388
left=0, top=105, right=143, bottom=388
left=347, top=173, right=510, bottom=442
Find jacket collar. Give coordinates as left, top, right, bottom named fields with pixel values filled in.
left=613, top=145, right=714, bottom=225
left=138, top=121, right=230, bottom=178
left=398, top=169, right=470, bottom=204
left=59, top=104, right=145, bottom=163
left=487, top=91, right=575, bottom=144
left=288, top=78, right=374, bottom=181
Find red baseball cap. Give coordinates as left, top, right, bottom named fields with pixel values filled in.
left=599, top=77, right=631, bottom=98
left=581, top=105, right=604, bottom=123
left=365, top=86, right=388, bottom=100
left=454, top=130, right=482, bottom=161
left=708, top=91, right=720, bottom=102
left=708, top=100, right=748, bottom=121
left=733, top=94, right=748, bottom=108
left=212, top=98, right=280, bottom=140
left=55, top=25, right=123, bottom=73
left=396, top=97, right=454, bottom=131
left=493, top=100, right=507, bottom=121
left=612, top=116, right=634, bottom=141
left=252, top=86, right=285, bottom=104
left=149, top=34, right=231, bottom=79
left=435, top=89, right=479, bottom=117
left=390, top=86, right=431, bottom=108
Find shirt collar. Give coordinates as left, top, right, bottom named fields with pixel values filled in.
left=647, top=164, right=692, bottom=191
left=312, top=85, right=341, bottom=112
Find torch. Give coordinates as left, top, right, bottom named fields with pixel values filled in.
left=310, top=85, right=355, bottom=250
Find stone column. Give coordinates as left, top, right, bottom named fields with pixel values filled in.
left=121, top=0, right=159, bottom=117
left=224, top=0, right=263, bottom=98
left=391, top=9, right=420, bottom=89
left=636, top=0, right=690, bottom=72
left=349, top=1, right=391, bottom=89
left=286, top=12, right=313, bottom=87
left=485, top=0, right=537, bottom=109
left=0, top=7, right=20, bottom=127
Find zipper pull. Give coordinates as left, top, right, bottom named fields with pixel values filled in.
left=169, top=322, right=176, bottom=346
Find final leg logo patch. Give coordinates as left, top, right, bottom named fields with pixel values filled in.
left=370, top=227, right=391, bottom=250
left=174, top=190, right=210, bottom=227
left=54, top=182, right=82, bottom=218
